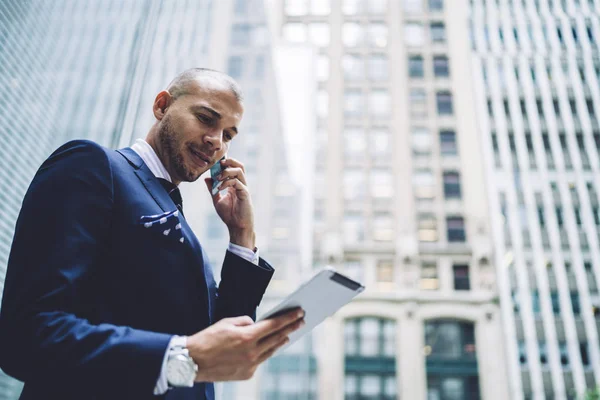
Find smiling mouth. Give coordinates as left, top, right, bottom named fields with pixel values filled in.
left=189, top=148, right=211, bottom=167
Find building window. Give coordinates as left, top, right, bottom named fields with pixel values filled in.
left=433, top=55, right=450, bottom=77
left=367, top=23, right=388, bottom=48
left=430, top=22, right=446, bottom=43
left=370, top=169, right=393, bottom=198
left=231, top=24, right=252, bottom=46
left=311, top=0, right=331, bottom=15
left=367, top=54, right=388, bottom=81
left=425, top=321, right=480, bottom=400
left=345, top=128, right=367, bottom=165
left=344, top=169, right=367, bottom=201
left=344, top=259, right=364, bottom=282
left=343, top=213, right=366, bottom=244
left=580, top=342, right=590, bottom=368
left=371, top=129, right=391, bottom=161
left=429, top=0, right=444, bottom=10
left=518, top=341, right=527, bottom=365
left=559, top=133, right=573, bottom=169
left=409, top=55, right=424, bottom=78
left=443, top=171, right=462, bottom=199
left=414, top=169, right=436, bottom=202
left=447, top=216, right=466, bottom=242
left=283, top=22, right=307, bottom=42
left=316, top=55, right=329, bottom=81
left=343, top=23, right=365, bottom=47
left=539, top=342, right=548, bottom=365
left=285, top=0, right=308, bottom=16
left=410, top=88, right=428, bottom=119
left=559, top=342, right=569, bottom=367
left=343, top=0, right=387, bottom=15
left=405, top=23, right=425, bottom=47
left=403, top=0, right=423, bottom=13
left=412, top=127, right=432, bottom=157
left=571, top=292, right=581, bottom=315
left=377, top=260, right=394, bottom=283
left=308, top=22, right=330, bottom=47
left=421, top=262, right=439, bottom=290
left=227, top=56, right=243, bottom=78
left=418, top=213, right=438, bottom=242
left=344, top=89, right=364, bottom=117
left=343, top=54, right=365, bottom=81
left=435, top=91, right=453, bottom=115
left=373, top=213, right=394, bottom=242
left=453, top=264, right=470, bottom=290
left=369, top=89, right=391, bottom=117
left=344, top=318, right=397, bottom=400
left=440, top=130, right=458, bottom=155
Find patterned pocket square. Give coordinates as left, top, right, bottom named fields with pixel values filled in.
left=140, top=210, right=185, bottom=244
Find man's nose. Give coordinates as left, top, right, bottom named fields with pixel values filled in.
left=204, top=129, right=223, bottom=150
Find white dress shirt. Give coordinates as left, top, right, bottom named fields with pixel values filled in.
left=130, top=139, right=259, bottom=394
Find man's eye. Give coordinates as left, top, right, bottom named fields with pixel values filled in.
left=224, top=133, right=233, bottom=141
left=197, top=115, right=211, bottom=124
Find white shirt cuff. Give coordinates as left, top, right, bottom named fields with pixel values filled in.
left=154, top=335, right=187, bottom=395
left=228, top=242, right=259, bottom=265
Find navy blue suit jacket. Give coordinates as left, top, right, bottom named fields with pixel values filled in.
left=0, top=140, right=274, bottom=399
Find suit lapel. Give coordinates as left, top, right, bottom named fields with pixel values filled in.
left=116, top=148, right=212, bottom=316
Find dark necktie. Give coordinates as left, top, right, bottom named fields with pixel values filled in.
left=157, top=178, right=184, bottom=216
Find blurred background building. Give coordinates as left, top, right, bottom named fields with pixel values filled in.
left=269, top=0, right=509, bottom=399
left=468, top=0, right=600, bottom=398
left=1, top=0, right=600, bottom=399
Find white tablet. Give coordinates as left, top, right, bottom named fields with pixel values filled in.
left=257, top=267, right=365, bottom=349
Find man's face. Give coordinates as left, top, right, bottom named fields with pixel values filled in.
left=155, top=80, right=243, bottom=184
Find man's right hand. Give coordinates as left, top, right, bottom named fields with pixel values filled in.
left=186, top=308, right=305, bottom=382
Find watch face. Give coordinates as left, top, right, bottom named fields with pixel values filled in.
left=168, top=356, right=195, bottom=387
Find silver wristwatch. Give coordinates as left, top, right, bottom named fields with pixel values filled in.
left=166, top=336, right=198, bottom=388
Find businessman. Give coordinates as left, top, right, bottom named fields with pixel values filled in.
left=0, top=68, right=304, bottom=399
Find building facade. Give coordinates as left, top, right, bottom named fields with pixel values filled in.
left=0, top=0, right=214, bottom=398
left=469, top=0, right=600, bottom=398
left=267, top=0, right=510, bottom=399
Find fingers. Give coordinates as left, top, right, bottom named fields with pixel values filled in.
left=220, top=158, right=245, bottom=173
left=256, top=336, right=289, bottom=365
left=217, top=178, right=250, bottom=200
left=247, top=308, right=304, bottom=341
left=256, top=317, right=305, bottom=354
left=227, top=315, right=254, bottom=327
left=216, top=167, right=247, bottom=186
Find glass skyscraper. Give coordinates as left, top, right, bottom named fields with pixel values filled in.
left=0, top=0, right=213, bottom=397
left=470, top=0, right=600, bottom=398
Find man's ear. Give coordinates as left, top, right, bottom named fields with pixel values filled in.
left=153, top=90, right=172, bottom=120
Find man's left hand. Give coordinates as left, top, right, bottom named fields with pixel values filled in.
left=204, top=158, right=255, bottom=249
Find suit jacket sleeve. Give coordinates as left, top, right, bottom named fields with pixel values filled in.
left=214, top=250, right=275, bottom=321
left=0, top=141, right=172, bottom=394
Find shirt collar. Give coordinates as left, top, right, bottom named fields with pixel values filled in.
left=130, top=139, right=175, bottom=184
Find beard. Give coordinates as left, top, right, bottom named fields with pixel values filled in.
left=157, top=115, right=201, bottom=183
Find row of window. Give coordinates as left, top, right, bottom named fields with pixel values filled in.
left=518, top=341, right=593, bottom=369
left=282, top=21, right=448, bottom=48
left=417, top=215, right=467, bottom=243
left=412, top=128, right=458, bottom=157
left=472, top=21, right=597, bottom=50
left=409, top=54, right=450, bottom=78
left=283, top=22, right=387, bottom=48
left=404, top=0, right=445, bottom=13
left=471, top=0, right=595, bottom=12
left=488, top=97, right=598, bottom=123
left=285, top=0, right=444, bottom=17
left=483, top=60, right=600, bottom=90
left=408, top=89, right=454, bottom=117
left=492, top=130, right=600, bottom=172
left=499, top=182, right=600, bottom=253
left=421, top=263, right=471, bottom=291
